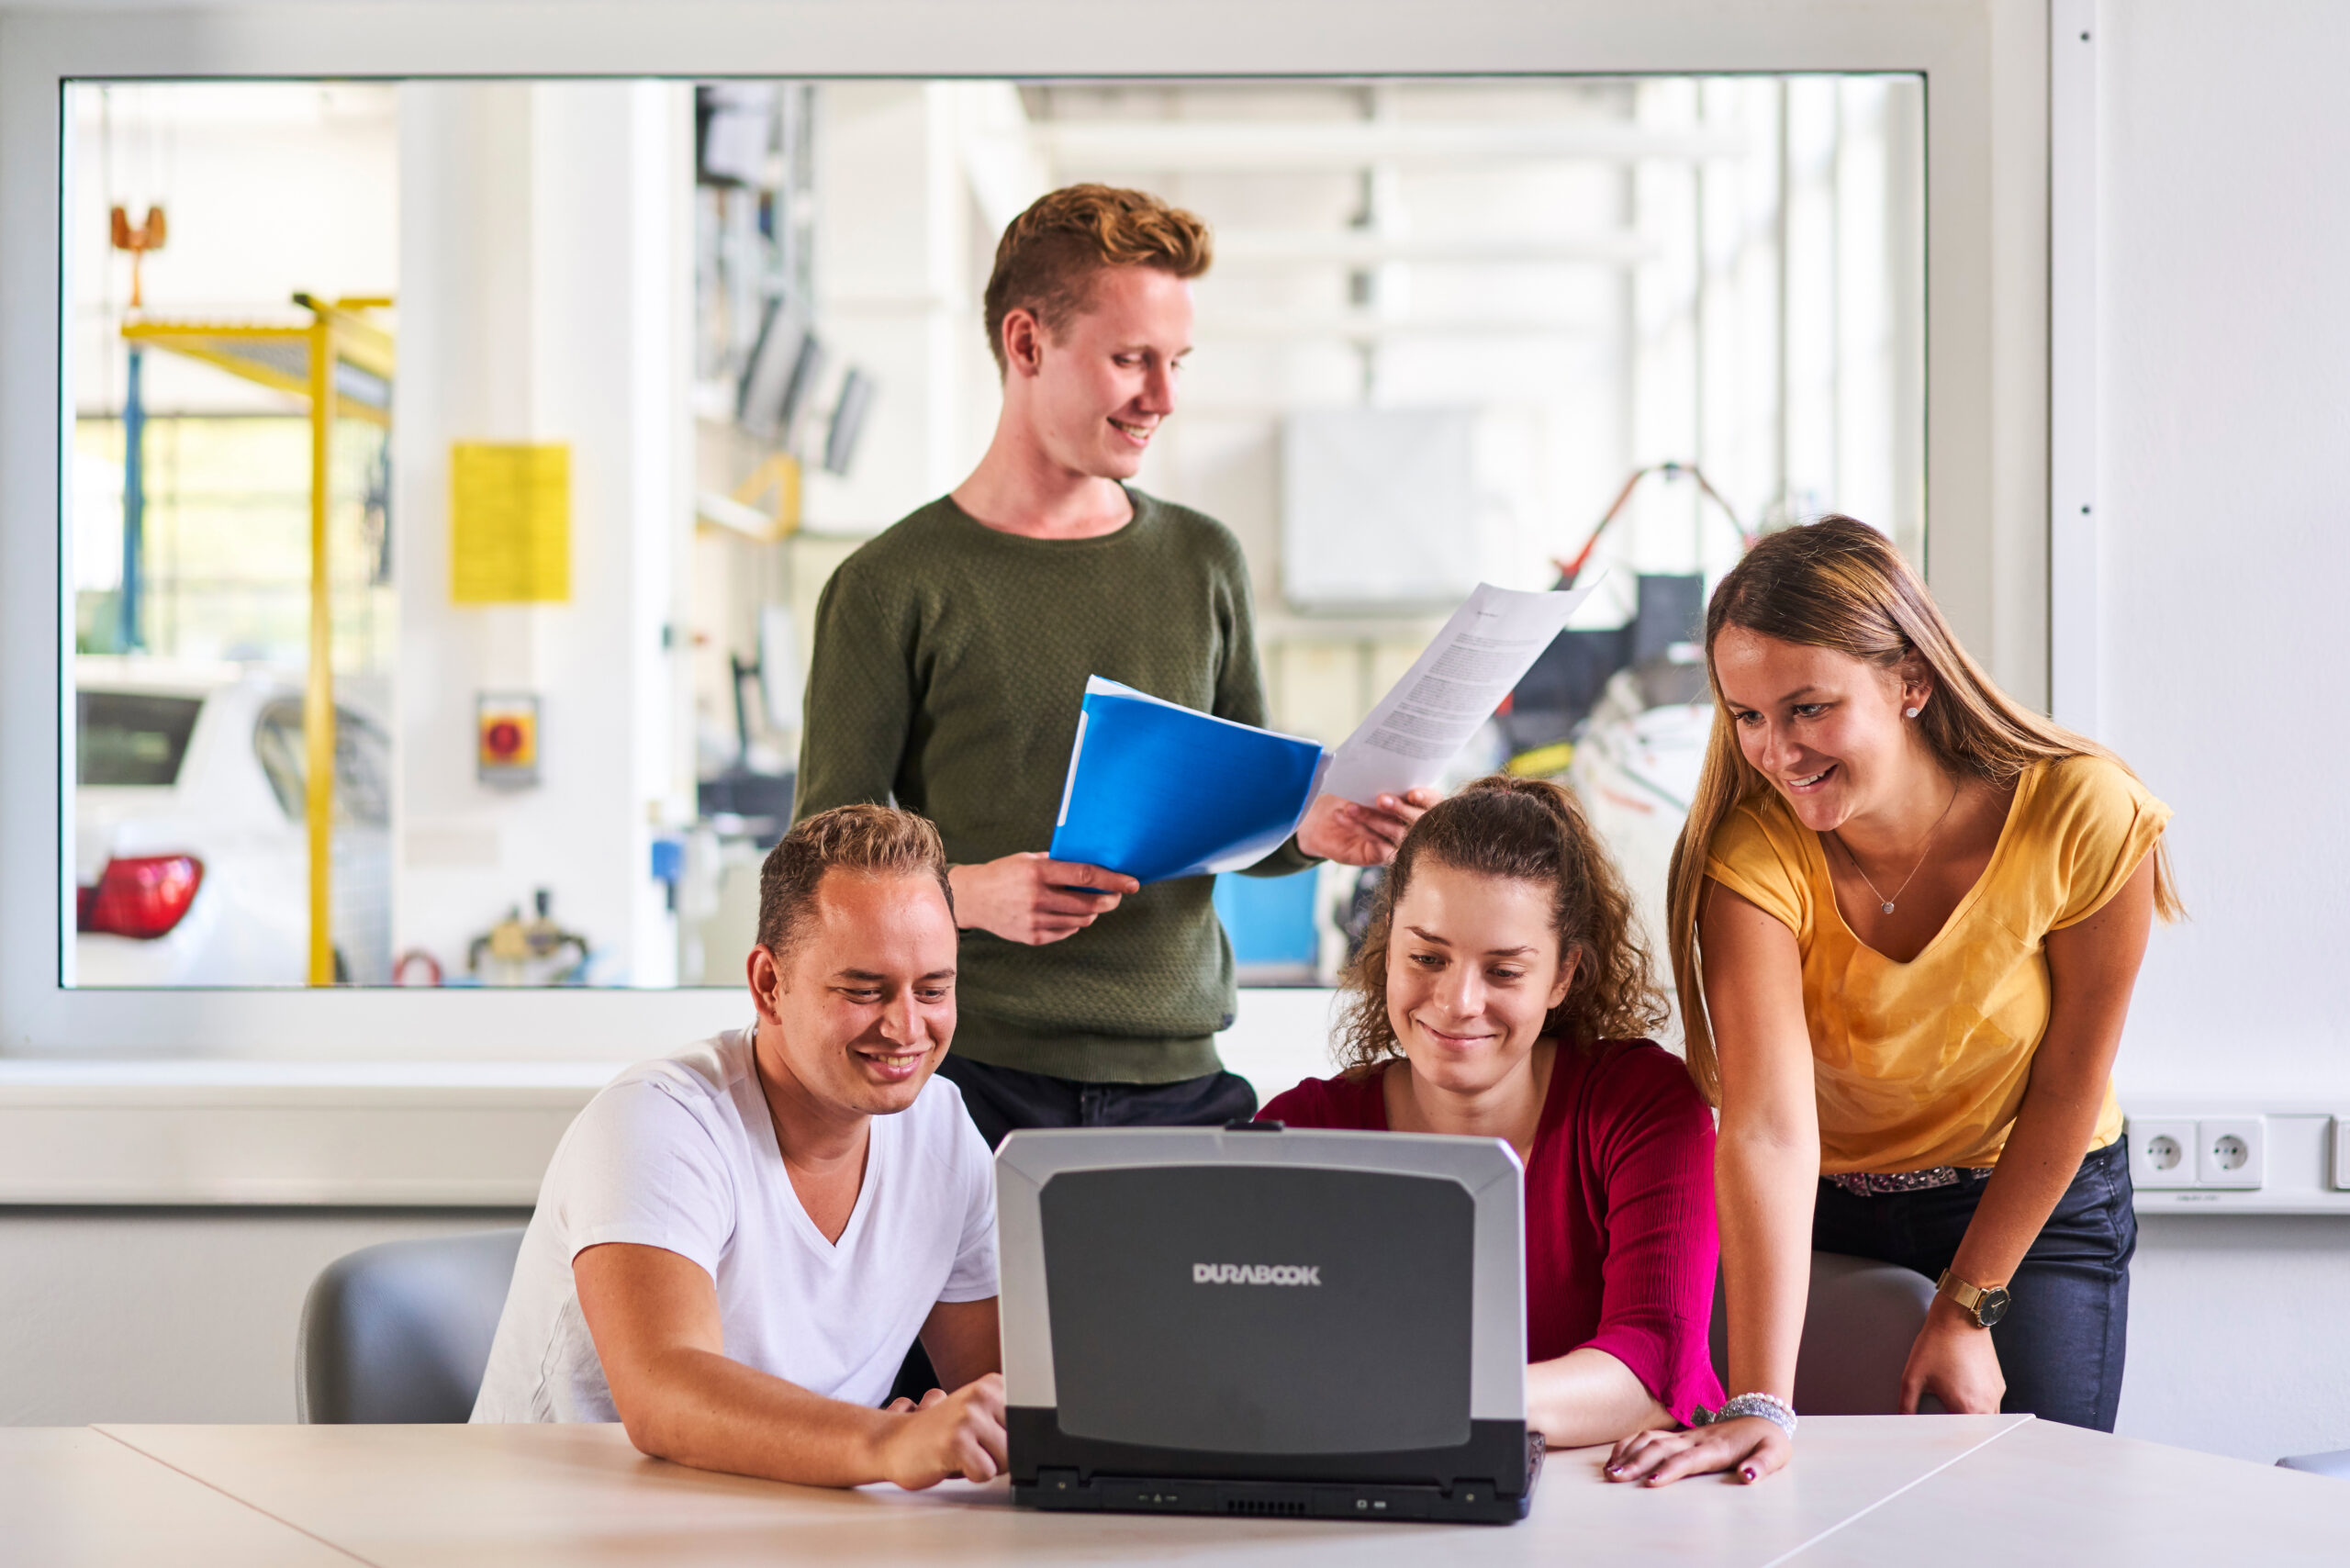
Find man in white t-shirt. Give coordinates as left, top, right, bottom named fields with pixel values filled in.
left=473, top=804, right=1007, bottom=1489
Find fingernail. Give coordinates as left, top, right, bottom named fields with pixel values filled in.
left=1741, top=1467, right=1758, bottom=1482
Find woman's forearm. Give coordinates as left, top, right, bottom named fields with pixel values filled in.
left=1950, top=857, right=2154, bottom=1291
left=1718, top=1122, right=1817, bottom=1400
left=1946, top=1072, right=2108, bottom=1290
left=1526, top=1348, right=1671, bottom=1448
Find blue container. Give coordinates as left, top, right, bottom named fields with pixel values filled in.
left=1214, top=868, right=1321, bottom=978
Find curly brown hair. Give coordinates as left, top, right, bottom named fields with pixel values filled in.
left=981, top=184, right=1213, bottom=376
left=1335, top=775, right=1669, bottom=1072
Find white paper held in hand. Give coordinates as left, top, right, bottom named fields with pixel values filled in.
left=1321, top=578, right=1603, bottom=806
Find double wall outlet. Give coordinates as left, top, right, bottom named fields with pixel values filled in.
left=2127, top=1115, right=2266, bottom=1190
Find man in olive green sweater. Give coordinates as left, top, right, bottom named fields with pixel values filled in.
left=795, top=185, right=1430, bottom=1146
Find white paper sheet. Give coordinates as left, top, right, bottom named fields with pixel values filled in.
left=1321, top=579, right=1601, bottom=805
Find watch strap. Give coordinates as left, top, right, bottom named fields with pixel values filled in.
left=1935, top=1268, right=1998, bottom=1327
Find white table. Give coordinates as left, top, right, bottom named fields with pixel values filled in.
left=10, top=1417, right=2337, bottom=1567
left=0, top=1428, right=349, bottom=1567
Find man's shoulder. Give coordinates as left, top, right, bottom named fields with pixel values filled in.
left=827, top=498, right=965, bottom=582
left=1132, top=488, right=1246, bottom=563
left=599, top=1027, right=757, bottom=1121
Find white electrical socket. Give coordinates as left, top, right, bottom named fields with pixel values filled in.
left=2333, top=1117, right=2350, bottom=1192
left=2196, top=1116, right=2266, bottom=1189
left=2128, top=1117, right=2199, bottom=1189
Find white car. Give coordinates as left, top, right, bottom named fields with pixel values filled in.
left=73, top=657, right=391, bottom=986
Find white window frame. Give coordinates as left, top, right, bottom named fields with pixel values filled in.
left=0, top=0, right=2051, bottom=1059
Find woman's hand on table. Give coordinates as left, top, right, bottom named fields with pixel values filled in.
left=873, top=1373, right=1009, bottom=1488
left=1296, top=788, right=1441, bottom=867
left=1602, top=1415, right=1790, bottom=1487
left=1899, top=1300, right=2007, bottom=1414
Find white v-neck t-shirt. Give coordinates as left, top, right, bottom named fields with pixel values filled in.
left=472, top=1026, right=999, bottom=1423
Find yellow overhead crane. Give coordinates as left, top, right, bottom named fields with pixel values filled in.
left=120, top=295, right=395, bottom=986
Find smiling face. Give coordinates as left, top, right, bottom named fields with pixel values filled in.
left=1711, top=625, right=1934, bottom=834
left=1004, top=263, right=1192, bottom=480
left=748, top=868, right=957, bottom=1121
left=1382, top=860, right=1576, bottom=1099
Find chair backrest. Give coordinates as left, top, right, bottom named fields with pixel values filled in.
left=297, top=1227, right=527, bottom=1423
left=1709, top=1250, right=1940, bottom=1415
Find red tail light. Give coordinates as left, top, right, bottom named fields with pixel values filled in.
left=78, top=855, right=204, bottom=939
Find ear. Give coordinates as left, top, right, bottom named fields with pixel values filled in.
left=1001, top=307, right=1046, bottom=379
left=1547, top=946, right=1579, bottom=1014
left=1895, top=652, right=1935, bottom=718
left=746, top=944, right=789, bottom=1026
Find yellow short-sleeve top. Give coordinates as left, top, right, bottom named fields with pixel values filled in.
left=1705, top=755, right=2171, bottom=1173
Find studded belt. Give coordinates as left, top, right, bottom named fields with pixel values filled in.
left=1822, top=1166, right=1996, bottom=1196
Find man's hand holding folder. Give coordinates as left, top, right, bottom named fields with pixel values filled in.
left=1046, top=678, right=1433, bottom=895
left=949, top=853, right=1140, bottom=946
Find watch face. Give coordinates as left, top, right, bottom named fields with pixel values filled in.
left=1976, top=1286, right=2011, bottom=1327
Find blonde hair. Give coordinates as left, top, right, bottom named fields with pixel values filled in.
left=1666, top=516, right=2182, bottom=1103
left=757, top=804, right=953, bottom=959
left=1336, top=775, right=1669, bottom=1072
left=981, top=184, right=1213, bottom=376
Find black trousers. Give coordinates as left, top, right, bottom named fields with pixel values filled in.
left=932, top=1052, right=1260, bottom=1151
left=1811, top=1137, right=2137, bottom=1429
left=885, top=1054, right=1259, bottom=1403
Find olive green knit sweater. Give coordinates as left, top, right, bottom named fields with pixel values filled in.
left=792, top=489, right=1315, bottom=1084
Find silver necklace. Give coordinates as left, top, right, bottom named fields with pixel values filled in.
left=1833, top=784, right=1961, bottom=915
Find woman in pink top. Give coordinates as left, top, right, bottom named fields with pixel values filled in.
left=1260, top=776, right=1723, bottom=1448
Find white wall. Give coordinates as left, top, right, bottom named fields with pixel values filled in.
left=0, top=1208, right=526, bottom=1425
left=800, top=82, right=1006, bottom=536
left=391, top=82, right=694, bottom=985
left=2096, top=0, right=2350, bottom=1461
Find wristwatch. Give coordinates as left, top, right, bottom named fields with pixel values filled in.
left=1935, top=1269, right=2011, bottom=1328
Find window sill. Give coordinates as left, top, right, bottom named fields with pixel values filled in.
left=0, top=1060, right=617, bottom=1206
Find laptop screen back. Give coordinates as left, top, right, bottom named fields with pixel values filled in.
left=1039, top=1163, right=1475, bottom=1455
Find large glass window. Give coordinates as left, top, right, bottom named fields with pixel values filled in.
left=62, top=74, right=1922, bottom=996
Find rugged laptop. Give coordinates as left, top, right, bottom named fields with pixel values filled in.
left=996, top=1122, right=1539, bottom=1524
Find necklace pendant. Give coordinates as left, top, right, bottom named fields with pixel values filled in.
left=1881, top=901, right=1896, bottom=914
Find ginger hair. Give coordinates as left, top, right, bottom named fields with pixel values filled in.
left=982, top=183, right=1212, bottom=376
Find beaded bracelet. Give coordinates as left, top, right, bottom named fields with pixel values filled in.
left=1696, top=1391, right=1798, bottom=1439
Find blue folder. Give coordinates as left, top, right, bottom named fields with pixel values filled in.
left=1049, top=677, right=1331, bottom=884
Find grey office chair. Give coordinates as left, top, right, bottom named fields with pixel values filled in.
left=1709, top=1251, right=1942, bottom=1414
left=2277, top=1449, right=2350, bottom=1478
left=297, top=1227, right=527, bottom=1423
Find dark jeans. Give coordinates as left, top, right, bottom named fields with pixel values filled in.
left=886, top=1054, right=1259, bottom=1404
left=931, top=1052, right=1260, bottom=1151
left=1811, top=1137, right=2136, bottom=1430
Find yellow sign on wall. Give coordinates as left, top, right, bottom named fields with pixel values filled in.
left=451, top=442, right=571, bottom=602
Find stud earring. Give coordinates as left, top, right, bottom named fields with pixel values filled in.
left=1904, top=707, right=1920, bottom=718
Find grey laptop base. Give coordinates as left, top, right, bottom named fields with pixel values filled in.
left=997, top=1125, right=1539, bottom=1526
left=1011, top=1409, right=1543, bottom=1523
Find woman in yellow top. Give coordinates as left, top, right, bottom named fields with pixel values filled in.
left=1605, top=516, right=2177, bottom=1489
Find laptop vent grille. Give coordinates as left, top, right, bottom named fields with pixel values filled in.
left=1225, top=1497, right=1308, bottom=1517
